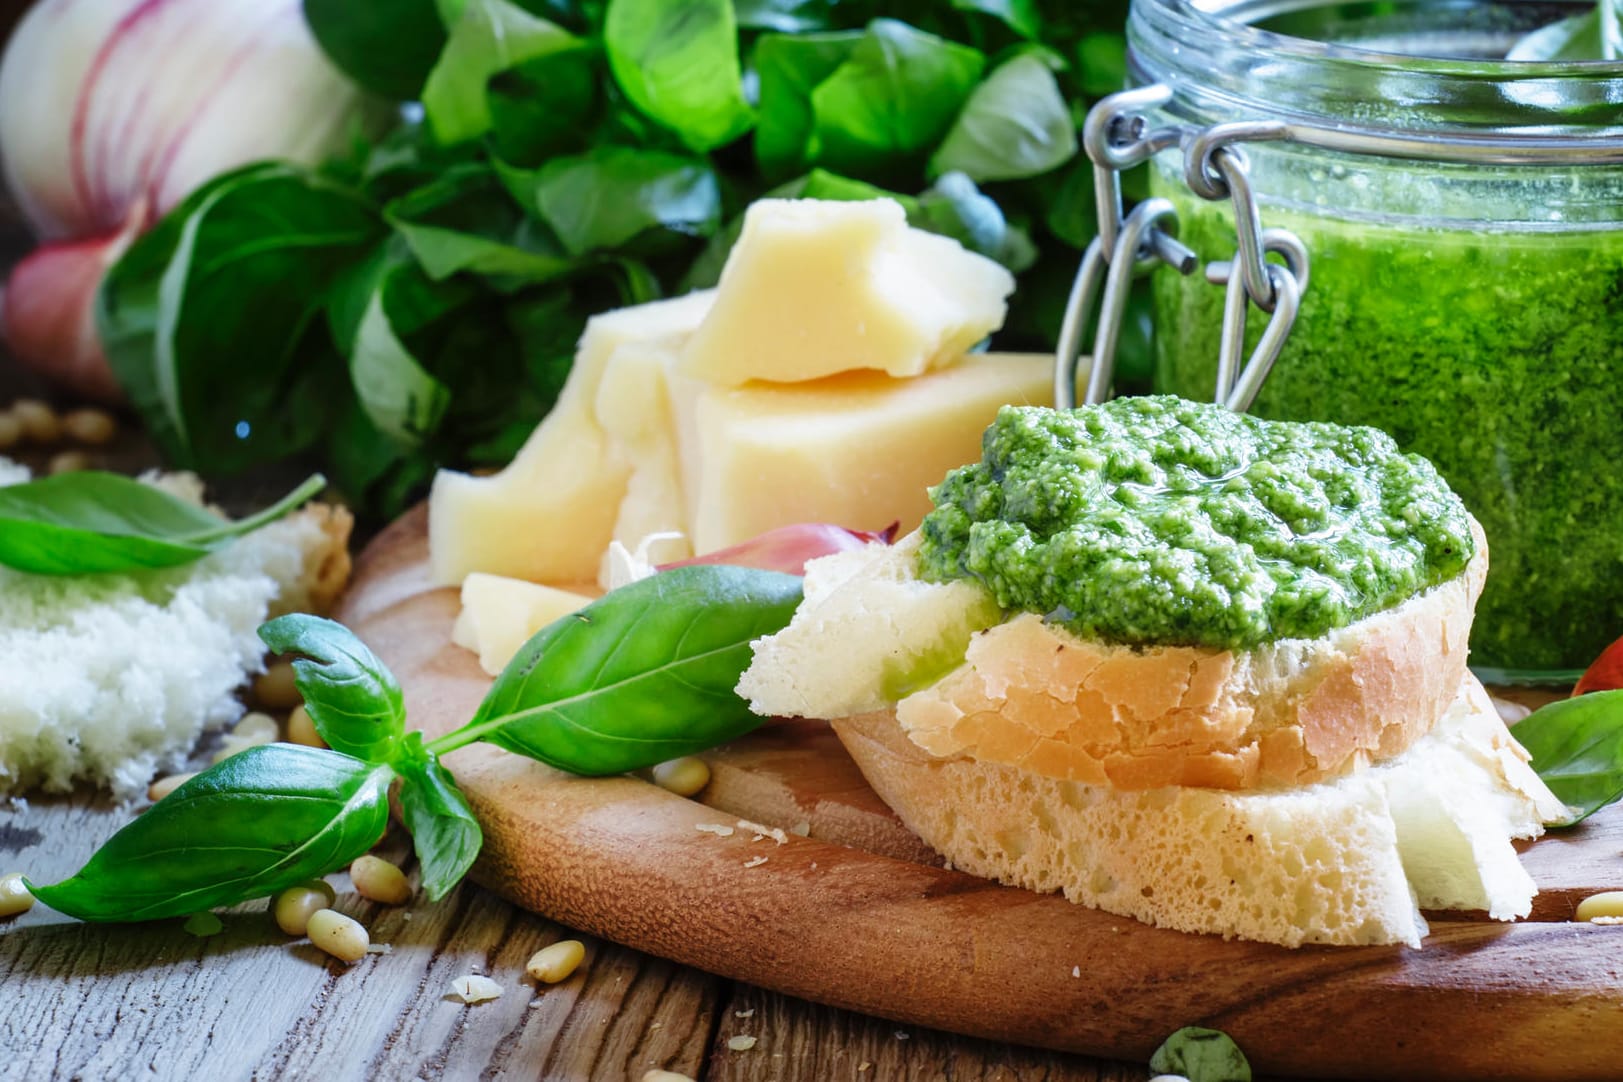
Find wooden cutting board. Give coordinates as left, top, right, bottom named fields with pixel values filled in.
left=336, top=507, right=1623, bottom=1082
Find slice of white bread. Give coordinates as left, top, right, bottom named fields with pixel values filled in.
left=739, top=521, right=1487, bottom=791
left=833, top=674, right=1567, bottom=948
left=0, top=461, right=351, bottom=798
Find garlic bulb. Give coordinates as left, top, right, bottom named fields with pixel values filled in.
left=0, top=0, right=377, bottom=238
left=0, top=0, right=382, bottom=397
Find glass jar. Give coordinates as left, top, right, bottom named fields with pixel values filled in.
left=1133, top=0, right=1623, bottom=677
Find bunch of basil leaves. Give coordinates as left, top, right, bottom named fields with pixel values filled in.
left=95, top=0, right=1138, bottom=521
left=29, top=564, right=803, bottom=919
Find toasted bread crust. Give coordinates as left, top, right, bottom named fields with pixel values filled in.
left=893, top=518, right=1487, bottom=791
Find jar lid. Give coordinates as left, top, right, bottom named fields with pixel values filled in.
left=1130, top=0, right=1623, bottom=162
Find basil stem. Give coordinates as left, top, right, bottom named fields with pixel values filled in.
left=1515, top=689, right=1623, bottom=826
left=0, top=472, right=325, bottom=575
left=259, top=613, right=407, bottom=763
left=27, top=745, right=392, bottom=922
left=428, top=564, right=803, bottom=774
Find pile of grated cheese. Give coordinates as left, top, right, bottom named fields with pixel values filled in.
left=0, top=459, right=347, bottom=798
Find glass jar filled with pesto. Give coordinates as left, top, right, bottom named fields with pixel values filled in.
left=1107, top=0, right=1623, bottom=678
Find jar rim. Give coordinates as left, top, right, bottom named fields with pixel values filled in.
left=1129, top=0, right=1623, bottom=142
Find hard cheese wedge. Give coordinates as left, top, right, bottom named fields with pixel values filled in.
left=596, top=339, right=692, bottom=570
left=451, top=573, right=595, bottom=676
left=678, top=199, right=1015, bottom=386
left=428, top=290, right=714, bottom=586
left=672, top=352, right=1053, bottom=555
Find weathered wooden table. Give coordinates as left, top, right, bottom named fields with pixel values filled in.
left=0, top=195, right=1150, bottom=1081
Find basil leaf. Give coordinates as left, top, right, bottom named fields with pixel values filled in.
left=487, top=47, right=603, bottom=167
left=439, top=565, right=803, bottom=774
left=516, top=147, right=722, bottom=257
left=808, top=20, right=985, bottom=176
left=303, top=0, right=449, bottom=100
left=423, top=0, right=583, bottom=146
left=604, top=0, right=755, bottom=152
left=1513, top=689, right=1623, bottom=826
left=99, top=164, right=383, bottom=472
left=735, top=0, right=838, bottom=32
left=28, top=745, right=392, bottom=922
left=398, top=735, right=483, bottom=901
left=387, top=167, right=574, bottom=283
left=930, top=53, right=1077, bottom=182
left=753, top=31, right=862, bottom=178
left=0, top=472, right=324, bottom=575
left=259, top=614, right=407, bottom=764
left=951, top=0, right=1040, bottom=40
left=1149, top=1027, right=1252, bottom=1082
left=916, top=172, right=1037, bottom=272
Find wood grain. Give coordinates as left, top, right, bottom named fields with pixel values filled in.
left=339, top=506, right=1623, bottom=1082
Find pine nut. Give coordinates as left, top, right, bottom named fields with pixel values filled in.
left=350, top=855, right=412, bottom=905
left=307, top=908, right=369, bottom=962
left=642, top=1072, right=697, bottom=1082
left=60, top=407, right=117, bottom=445
left=147, top=772, right=197, bottom=802
left=11, top=399, right=58, bottom=443
left=47, top=450, right=92, bottom=475
left=0, top=412, right=21, bottom=451
left=726, top=1036, right=757, bottom=1051
left=286, top=704, right=324, bottom=748
left=1576, top=891, right=1623, bottom=922
left=526, top=939, right=585, bottom=984
left=273, top=880, right=336, bottom=936
left=253, top=661, right=303, bottom=710
left=0, top=873, right=34, bottom=917
left=651, top=756, right=710, bottom=797
left=233, top=711, right=281, bottom=744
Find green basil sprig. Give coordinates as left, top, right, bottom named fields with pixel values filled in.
left=425, top=565, right=803, bottom=773
left=0, top=472, right=325, bottom=575
left=1149, top=1026, right=1252, bottom=1082
left=1514, top=689, right=1623, bottom=827
left=31, top=564, right=801, bottom=922
left=27, top=746, right=393, bottom=922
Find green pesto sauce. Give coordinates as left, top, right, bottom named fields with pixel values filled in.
left=1152, top=193, right=1623, bottom=670
left=917, top=397, right=1474, bottom=650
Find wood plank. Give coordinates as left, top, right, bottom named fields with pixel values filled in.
left=707, top=984, right=1147, bottom=1082
left=0, top=794, right=722, bottom=1081
left=338, top=506, right=1623, bottom=1082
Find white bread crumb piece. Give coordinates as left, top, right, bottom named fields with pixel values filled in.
left=450, top=975, right=503, bottom=1003
left=0, top=461, right=347, bottom=798
left=736, top=819, right=787, bottom=844
left=695, top=823, right=735, bottom=837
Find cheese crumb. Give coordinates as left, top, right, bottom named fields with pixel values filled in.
left=695, top=823, right=736, bottom=837
left=1589, top=916, right=1623, bottom=926
left=895, top=1030, right=910, bottom=1041
left=366, top=943, right=393, bottom=955
left=858, top=1063, right=871, bottom=1072
left=1071, top=965, right=1080, bottom=978
left=743, top=856, right=769, bottom=869
left=727, top=1036, right=757, bottom=1052
left=735, top=1008, right=755, bottom=1018
left=450, top=975, right=504, bottom=1003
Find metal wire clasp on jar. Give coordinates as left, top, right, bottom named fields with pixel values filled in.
left=1053, top=84, right=1309, bottom=414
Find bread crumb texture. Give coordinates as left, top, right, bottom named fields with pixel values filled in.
left=834, top=676, right=1566, bottom=948
left=0, top=461, right=351, bottom=798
